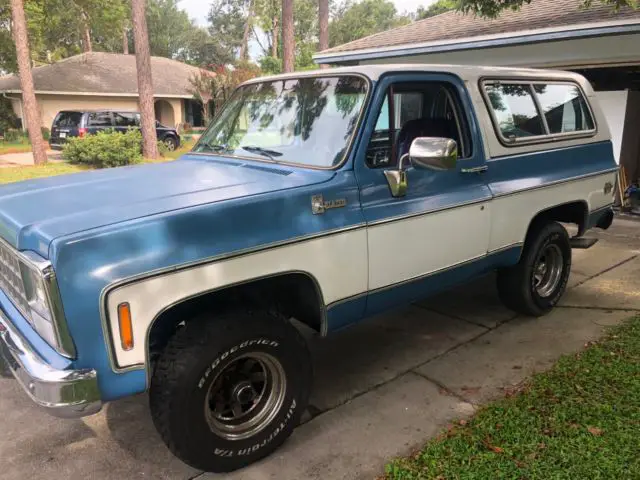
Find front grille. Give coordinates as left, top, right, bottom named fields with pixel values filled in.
left=0, top=241, right=30, bottom=319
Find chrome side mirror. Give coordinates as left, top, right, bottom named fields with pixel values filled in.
left=409, top=137, right=458, bottom=171
left=383, top=137, right=458, bottom=198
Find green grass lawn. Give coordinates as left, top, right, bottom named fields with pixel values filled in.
left=0, top=140, right=196, bottom=185
left=0, top=163, right=90, bottom=184
left=386, top=316, right=640, bottom=480
left=0, top=141, right=34, bottom=155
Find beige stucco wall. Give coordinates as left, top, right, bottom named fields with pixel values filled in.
left=8, top=94, right=184, bottom=129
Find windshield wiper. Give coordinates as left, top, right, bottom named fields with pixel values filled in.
left=240, top=146, right=283, bottom=161
left=196, top=141, right=228, bottom=153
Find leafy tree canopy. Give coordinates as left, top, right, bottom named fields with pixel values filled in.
left=458, top=0, right=637, bottom=18
left=415, top=0, right=457, bottom=19
left=329, top=0, right=411, bottom=48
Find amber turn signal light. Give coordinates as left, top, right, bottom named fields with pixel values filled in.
left=118, top=303, right=134, bottom=351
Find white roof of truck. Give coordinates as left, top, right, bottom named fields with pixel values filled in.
left=244, top=64, right=592, bottom=91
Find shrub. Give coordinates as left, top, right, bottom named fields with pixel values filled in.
left=3, top=129, right=25, bottom=143
left=63, top=129, right=142, bottom=168
left=41, top=127, right=51, bottom=141
left=157, top=139, right=170, bottom=157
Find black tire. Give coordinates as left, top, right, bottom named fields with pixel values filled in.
left=162, top=136, right=178, bottom=151
left=497, top=221, right=571, bottom=317
left=149, top=310, right=312, bottom=473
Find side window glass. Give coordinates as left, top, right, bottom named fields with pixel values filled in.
left=533, top=84, right=595, bottom=133
left=374, top=97, right=390, bottom=132
left=114, top=113, right=137, bottom=127
left=367, top=96, right=392, bottom=168
left=395, top=93, right=422, bottom=127
left=88, top=112, right=113, bottom=127
left=485, top=83, right=544, bottom=140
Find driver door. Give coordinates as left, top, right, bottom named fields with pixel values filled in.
left=354, top=73, right=493, bottom=315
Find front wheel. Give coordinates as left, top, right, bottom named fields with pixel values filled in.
left=497, top=221, right=572, bottom=317
left=149, top=310, right=312, bottom=472
left=162, top=136, right=178, bottom=151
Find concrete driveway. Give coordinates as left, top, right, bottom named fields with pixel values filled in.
left=0, top=150, right=63, bottom=167
left=2, top=219, right=639, bottom=480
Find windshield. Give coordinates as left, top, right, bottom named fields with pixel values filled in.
left=193, top=75, right=369, bottom=168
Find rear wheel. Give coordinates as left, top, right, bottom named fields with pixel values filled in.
left=149, top=309, right=312, bottom=472
left=497, top=221, right=571, bottom=317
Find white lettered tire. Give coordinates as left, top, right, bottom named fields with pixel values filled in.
left=149, top=310, right=312, bottom=472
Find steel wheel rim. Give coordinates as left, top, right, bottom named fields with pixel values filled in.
left=204, top=352, right=286, bottom=441
left=533, top=244, right=563, bottom=298
left=164, top=139, right=176, bottom=151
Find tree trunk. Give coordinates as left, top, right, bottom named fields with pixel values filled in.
left=318, top=0, right=328, bottom=68
left=271, top=16, right=279, bottom=58
left=282, top=0, right=294, bottom=72
left=131, top=0, right=159, bottom=159
left=10, top=0, right=47, bottom=165
left=122, top=28, right=129, bottom=55
left=81, top=11, right=92, bottom=53
left=239, top=1, right=253, bottom=61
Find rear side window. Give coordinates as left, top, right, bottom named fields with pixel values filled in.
left=484, top=83, right=544, bottom=140
left=533, top=84, right=595, bottom=134
left=54, top=112, right=83, bottom=128
left=88, top=112, right=113, bottom=127
left=483, top=80, right=595, bottom=145
left=114, top=112, right=140, bottom=127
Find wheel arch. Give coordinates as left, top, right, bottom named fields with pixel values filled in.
left=513, top=200, right=588, bottom=263
left=525, top=200, right=589, bottom=241
left=146, top=270, right=327, bottom=364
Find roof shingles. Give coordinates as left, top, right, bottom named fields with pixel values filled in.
left=321, top=0, right=640, bottom=55
left=0, top=52, right=204, bottom=96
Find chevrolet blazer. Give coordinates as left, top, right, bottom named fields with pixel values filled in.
left=0, top=65, right=617, bottom=472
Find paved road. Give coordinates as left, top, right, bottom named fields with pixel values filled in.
left=1, top=220, right=639, bottom=480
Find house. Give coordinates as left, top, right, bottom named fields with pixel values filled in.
left=0, top=52, right=209, bottom=130
left=314, top=0, right=640, bottom=184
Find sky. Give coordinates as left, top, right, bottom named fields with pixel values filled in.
left=178, top=0, right=437, bottom=27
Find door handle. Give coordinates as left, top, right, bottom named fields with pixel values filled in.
left=461, top=166, right=488, bottom=174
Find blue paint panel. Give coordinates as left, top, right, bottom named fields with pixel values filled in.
left=325, top=295, right=367, bottom=333
left=365, top=247, right=521, bottom=318
left=325, top=247, right=521, bottom=332
left=486, top=141, right=616, bottom=198
left=353, top=72, right=492, bottom=224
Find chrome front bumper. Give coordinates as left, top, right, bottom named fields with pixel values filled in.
left=0, top=312, right=102, bottom=418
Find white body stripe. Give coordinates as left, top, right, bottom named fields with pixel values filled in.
left=106, top=173, right=615, bottom=369
left=106, top=229, right=368, bottom=367
left=488, top=172, right=615, bottom=252
left=367, top=202, right=490, bottom=290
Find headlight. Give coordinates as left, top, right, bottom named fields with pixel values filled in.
left=17, top=252, right=75, bottom=358
left=20, top=263, right=59, bottom=348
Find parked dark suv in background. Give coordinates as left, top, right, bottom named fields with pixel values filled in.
left=50, top=110, right=181, bottom=151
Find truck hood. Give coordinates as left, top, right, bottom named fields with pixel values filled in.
left=0, top=155, right=334, bottom=257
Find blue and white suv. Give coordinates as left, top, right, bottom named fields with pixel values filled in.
left=0, top=65, right=617, bottom=472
